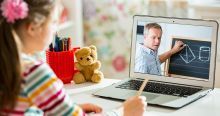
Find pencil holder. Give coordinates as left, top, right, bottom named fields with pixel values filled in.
left=46, top=47, right=80, bottom=84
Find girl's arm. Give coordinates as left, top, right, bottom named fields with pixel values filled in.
left=25, top=63, right=85, bottom=115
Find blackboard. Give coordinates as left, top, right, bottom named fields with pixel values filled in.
left=168, top=38, right=211, bottom=79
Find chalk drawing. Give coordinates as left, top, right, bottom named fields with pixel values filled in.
left=179, top=44, right=196, bottom=64
left=199, top=46, right=210, bottom=62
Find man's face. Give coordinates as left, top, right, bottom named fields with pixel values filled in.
left=144, top=28, right=162, bottom=51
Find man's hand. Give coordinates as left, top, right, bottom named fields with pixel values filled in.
left=170, top=40, right=185, bottom=55
left=159, top=40, right=185, bottom=63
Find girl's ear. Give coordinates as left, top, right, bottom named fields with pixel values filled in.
left=26, top=22, right=42, bottom=37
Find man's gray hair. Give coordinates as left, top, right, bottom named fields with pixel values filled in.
left=144, top=23, right=162, bottom=35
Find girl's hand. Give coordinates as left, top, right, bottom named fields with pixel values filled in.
left=123, top=96, right=147, bottom=116
left=79, top=103, right=102, bottom=113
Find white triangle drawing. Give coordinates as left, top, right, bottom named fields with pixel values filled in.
left=179, top=44, right=196, bottom=64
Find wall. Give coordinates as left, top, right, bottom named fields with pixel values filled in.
left=82, top=0, right=149, bottom=78
left=82, top=0, right=220, bottom=87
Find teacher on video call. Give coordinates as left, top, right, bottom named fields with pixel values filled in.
left=135, top=23, right=185, bottom=75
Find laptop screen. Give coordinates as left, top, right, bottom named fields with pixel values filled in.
left=130, top=16, right=218, bottom=88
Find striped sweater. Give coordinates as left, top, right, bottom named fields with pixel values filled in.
left=1, top=54, right=120, bottom=116
left=1, top=54, right=85, bottom=116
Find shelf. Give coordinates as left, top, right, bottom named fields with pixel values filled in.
left=57, top=21, right=74, bottom=31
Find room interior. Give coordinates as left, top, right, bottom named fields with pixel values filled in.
left=52, top=0, right=220, bottom=87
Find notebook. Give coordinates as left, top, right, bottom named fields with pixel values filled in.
left=93, top=15, right=219, bottom=108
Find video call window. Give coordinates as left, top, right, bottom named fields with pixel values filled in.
left=134, top=22, right=213, bottom=80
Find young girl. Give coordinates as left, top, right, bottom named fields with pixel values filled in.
left=0, top=0, right=146, bottom=115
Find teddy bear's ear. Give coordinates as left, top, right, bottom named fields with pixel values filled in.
left=89, top=45, right=96, bottom=51
left=75, top=49, right=80, bottom=57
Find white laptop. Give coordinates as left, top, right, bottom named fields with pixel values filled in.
left=93, top=15, right=219, bottom=108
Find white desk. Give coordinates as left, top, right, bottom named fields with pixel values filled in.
left=64, top=79, right=220, bottom=116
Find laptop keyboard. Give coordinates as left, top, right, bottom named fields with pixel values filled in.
left=115, top=80, right=202, bottom=97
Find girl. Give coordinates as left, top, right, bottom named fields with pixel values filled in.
left=0, top=0, right=147, bottom=115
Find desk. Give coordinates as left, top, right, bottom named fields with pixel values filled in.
left=64, top=79, right=220, bottom=116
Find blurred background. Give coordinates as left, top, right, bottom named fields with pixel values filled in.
left=57, top=0, right=220, bottom=86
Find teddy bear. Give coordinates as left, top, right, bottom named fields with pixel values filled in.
left=73, top=45, right=104, bottom=84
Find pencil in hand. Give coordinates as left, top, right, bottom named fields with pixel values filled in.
left=136, top=78, right=149, bottom=96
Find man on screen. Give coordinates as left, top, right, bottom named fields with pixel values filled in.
left=135, top=23, right=185, bottom=75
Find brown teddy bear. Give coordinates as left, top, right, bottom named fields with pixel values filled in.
left=73, top=45, right=104, bottom=84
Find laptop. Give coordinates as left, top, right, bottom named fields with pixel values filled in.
left=93, top=15, right=219, bottom=108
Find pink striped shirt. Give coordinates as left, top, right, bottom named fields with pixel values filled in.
left=1, top=54, right=85, bottom=116
left=1, top=54, right=121, bottom=116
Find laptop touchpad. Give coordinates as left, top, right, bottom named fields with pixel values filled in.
left=125, top=92, right=159, bottom=101
left=142, top=93, right=159, bottom=101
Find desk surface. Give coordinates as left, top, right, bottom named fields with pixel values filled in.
left=64, top=79, right=220, bottom=116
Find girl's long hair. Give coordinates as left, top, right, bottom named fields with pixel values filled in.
left=0, top=0, right=56, bottom=110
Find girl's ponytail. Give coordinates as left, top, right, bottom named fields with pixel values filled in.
left=0, top=20, right=22, bottom=109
